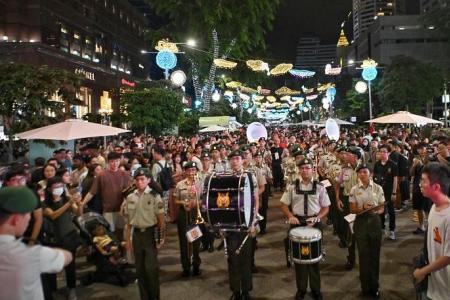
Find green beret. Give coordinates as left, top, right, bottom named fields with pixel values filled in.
left=347, top=147, right=362, bottom=159
left=356, top=163, right=370, bottom=172
left=183, top=161, right=198, bottom=170
left=0, top=187, right=37, bottom=214
left=297, top=158, right=313, bottom=167
left=293, top=149, right=304, bottom=157
left=134, top=167, right=151, bottom=178
left=336, top=145, right=348, bottom=153
left=254, top=151, right=263, bottom=157
left=228, top=150, right=243, bottom=159
left=201, top=152, right=210, bottom=159
left=210, top=144, right=220, bottom=152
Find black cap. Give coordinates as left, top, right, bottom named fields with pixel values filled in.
left=201, top=152, right=210, bottom=159
left=293, top=149, right=304, bottom=157
left=134, top=167, right=151, bottom=178
left=258, top=137, right=266, bottom=142
left=356, top=163, right=370, bottom=172
left=228, top=150, right=243, bottom=159
left=336, top=145, right=348, bottom=153
left=254, top=151, right=263, bottom=157
left=297, top=158, right=313, bottom=167
left=183, top=161, right=198, bottom=170
left=326, top=140, right=337, bottom=146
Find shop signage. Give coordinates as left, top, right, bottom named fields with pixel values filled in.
left=121, top=79, right=135, bottom=87
left=75, top=68, right=95, bottom=81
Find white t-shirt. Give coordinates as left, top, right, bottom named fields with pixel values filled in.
left=427, top=204, right=450, bottom=300
left=0, top=235, right=65, bottom=300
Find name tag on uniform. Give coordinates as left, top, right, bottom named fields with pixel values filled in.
left=186, top=225, right=203, bottom=243
left=274, top=152, right=279, bottom=160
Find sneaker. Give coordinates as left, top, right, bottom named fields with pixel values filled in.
left=413, top=228, right=425, bottom=234
left=68, top=289, right=77, bottom=300
left=388, top=231, right=396, bottom=240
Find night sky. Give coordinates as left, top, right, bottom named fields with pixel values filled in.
left=266, top=0, right=352, bottom=62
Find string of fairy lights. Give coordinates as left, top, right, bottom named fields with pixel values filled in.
left=153, top=39, right=377, bottom=121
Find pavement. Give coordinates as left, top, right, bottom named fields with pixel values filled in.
left=55, top=192, right=424, bottom=300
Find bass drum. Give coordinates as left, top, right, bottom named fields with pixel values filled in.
left=204, top=173, right=255, bottom=231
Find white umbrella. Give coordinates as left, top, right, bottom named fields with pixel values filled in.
left=333, top=118, right=354, bottom=126
left=199, top=125, right=228, bottom=133
left=17, top=119, right=129, bottom=141
left=366, top=111, right=443, bottom=125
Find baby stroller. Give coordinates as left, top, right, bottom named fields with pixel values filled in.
left=75, top=212, right=135, bottom=286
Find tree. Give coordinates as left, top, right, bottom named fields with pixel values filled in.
left=147, top=0, right=281, bottom=111
left=177, top=110, right=200, bottom=136
left=120, top=80, right=184, bottom=135
left=0, top=64, right=82, bottom=162
left=147, top=0, right=281, bottom=58
left=377, top=55, right=444, bottom=114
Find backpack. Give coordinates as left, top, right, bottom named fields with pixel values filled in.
left=156, top=161, right=173, bottom=191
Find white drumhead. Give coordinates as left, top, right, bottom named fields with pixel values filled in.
left=289, top=227, right=321, bottom=239
left=243, top=174, right=252, bottom=226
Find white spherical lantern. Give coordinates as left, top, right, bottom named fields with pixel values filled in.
left=212, top=90, right=221, bottom=102
left=303, top=107, right=309, bottom=112
left=355, top=81, right=368, bottom=94
left=170, top=70, right=187, bottom=87
left=323, top=103, right=330, bottom=110
left=231, top=103, right=238, bottom=109
left=247, top=108, right=253, bottom=114
left=296, top=110, right=301, bottom=115
left=321, top=97, right=329, bottom=105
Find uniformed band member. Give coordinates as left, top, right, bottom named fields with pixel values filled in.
left=124, top=168, right=165, bottom=300
left=335, top=147, right=360, bottom=269
left=349, top=164, right=385, bottom=298
left=198, top=152, right=215, bottom=252
left=254, top=151, right=272, bottom=234
left=174, top=161, right=203, bottom=277
left=226, top=150, right=259, bottom=300
left=280, top=158, right=330, bottom=300
left=210, top=144, right=229, bottom=173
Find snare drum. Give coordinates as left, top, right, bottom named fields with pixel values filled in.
left=204, top=172, right=255, bottom=231
left=289, top=227, right=322, bottom=265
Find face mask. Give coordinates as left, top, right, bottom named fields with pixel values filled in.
left=52, top=187, right=64, bottom=196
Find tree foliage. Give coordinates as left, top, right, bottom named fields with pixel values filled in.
left=120, top=80, right=184, bottom=135
left=0, top=63, right=82, bottom=161
left=377, top=55, right=444, bottom=113
left=147, top=0, right=281, bottom=58
left=177, top=110, right=200, bottom=136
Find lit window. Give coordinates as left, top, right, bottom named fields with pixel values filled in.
left=111, top=63, right=117, bottom=70
left=74, top=32, right=80, bottom=39
left=61, top=26, right=68, bottom=34
left=85, top=38, right=91, bottom=44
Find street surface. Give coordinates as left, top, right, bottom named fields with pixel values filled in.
left=57, top=191, right=422, bottom=299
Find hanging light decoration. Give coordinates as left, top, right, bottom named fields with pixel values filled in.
left=155, top=39, right=179, bottom=53
left=289, top=69, right=316, bottom=78
left=213, top=58, right=237, bottom=69
left=275, top=86, right=301, bottom=96
left=225, top=81, right=242, bottom=89
left=266, top=96, right=277, bottom=103
left=240, top=85, right=258, bottom=94
left=170, top=70, right=187, bottom=87
left=246, top=60, right=270, bottom=74
left=270, top=63, right=293, bottom=76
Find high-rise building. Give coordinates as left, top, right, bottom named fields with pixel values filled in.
left=294, top=37, right=337, bottom=70
left=420, top=0, right=445, bottom=12
left=353, top=0, right=397, bottom=41
left=0, top=0, right=151, bottom=117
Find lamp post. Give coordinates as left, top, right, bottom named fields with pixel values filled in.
left=443, top=82, right=449, bottom=128
left=361, top=59, right=378, bottom=120
left=98, top=108, right=113, bottom=148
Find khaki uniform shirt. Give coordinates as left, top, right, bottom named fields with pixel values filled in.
left=280, top=178, right=331, bottom=216
left=125, top=186, right=163, bottom=229
left=339, top=164, right=358, bottom=196
left=209, top=159, right=229, bottom=173
left=174, top=178, right=203, bottom=204
left=245, top=163, right=267, bottom=189
left=349, top=180, right=385, bottom=209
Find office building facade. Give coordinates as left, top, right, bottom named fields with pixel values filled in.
left=0, top=0, right=150, bottom=117
left=294, top=37, right=337, bottom=71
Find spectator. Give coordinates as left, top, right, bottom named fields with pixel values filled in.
left=413, top=163, right=450, bottom=300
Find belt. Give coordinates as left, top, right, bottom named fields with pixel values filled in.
left=133, top=225, right=156, bottom=233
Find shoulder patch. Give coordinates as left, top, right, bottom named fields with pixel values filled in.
left=157, top=202, right=164, bottom=209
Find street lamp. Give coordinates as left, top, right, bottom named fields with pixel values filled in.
left=443, top=82, right=449, bottom=128
left=185, top=39, right=197, bottom=47
left=361, top=59, right=378, bottom=120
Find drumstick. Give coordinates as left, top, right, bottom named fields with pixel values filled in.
left=235, top=233, right=250, bottom=255
left=357, top=202, right=386, bottom=215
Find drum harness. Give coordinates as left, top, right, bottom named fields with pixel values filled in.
left=284, top=179, right=321, bottom=267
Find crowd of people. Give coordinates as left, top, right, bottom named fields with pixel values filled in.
left=0, top=124, right=449, bottom=300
